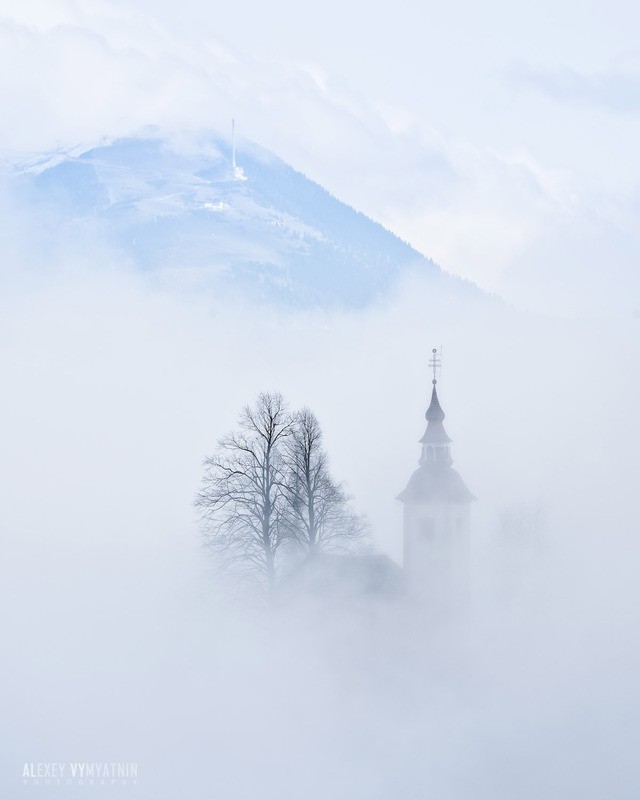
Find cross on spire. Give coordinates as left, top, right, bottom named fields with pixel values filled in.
left=428, top=347, right=442, bottom=385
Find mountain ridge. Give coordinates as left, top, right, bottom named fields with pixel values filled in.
left=5, top=130, right=480, bottom=307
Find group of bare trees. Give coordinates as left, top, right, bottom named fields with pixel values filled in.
left=195, top=392, right=367, bottom=595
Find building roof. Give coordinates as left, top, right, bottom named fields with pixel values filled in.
left=419, top=383, right=452, bottom=444
left=279, top=552, right=404, bottom=600
left=397, top=465, right=476, bottom=504
left=419, top=421, right=452, bottom=445
left=425, top=383, right=445, bottom=422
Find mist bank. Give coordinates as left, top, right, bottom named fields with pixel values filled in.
left=1, top=257, right=639, bottom=799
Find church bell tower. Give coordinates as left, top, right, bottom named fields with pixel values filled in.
left=398, top=350, right=475, bottom=600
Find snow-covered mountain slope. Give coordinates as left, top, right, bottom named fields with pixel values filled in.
left=7, top=132, right=478, bottom=306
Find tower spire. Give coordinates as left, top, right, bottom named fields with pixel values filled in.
left=428, top=347, right=441, bottom=386
left=419, top=347, right=451, bottom=466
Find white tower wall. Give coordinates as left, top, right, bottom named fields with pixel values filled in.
left=403, top=502, right=470, bottom=602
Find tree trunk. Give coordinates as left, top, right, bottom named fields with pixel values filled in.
left=264, top=543, right=276, bottom=595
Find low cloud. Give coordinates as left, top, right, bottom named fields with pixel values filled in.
left=508, top=61, right=640, bottom=114
left=3, top=3, right=634, bottom=316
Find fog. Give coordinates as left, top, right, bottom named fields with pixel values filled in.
left=2, top=240, right=639, bottom=798
left=2, top=0, right=639, bottom=794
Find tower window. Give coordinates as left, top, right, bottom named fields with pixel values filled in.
left=420, top=518, right=436, bottom=542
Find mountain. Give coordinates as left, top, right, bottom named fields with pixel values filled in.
left=7, top=132, right=475, bottom=306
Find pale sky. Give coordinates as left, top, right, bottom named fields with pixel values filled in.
left=2, top=0, right=639, bottom=314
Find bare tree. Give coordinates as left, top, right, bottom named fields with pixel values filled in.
left=284, top=408, right=367, bottom=556
left=195, top=392, right=294, bottom=595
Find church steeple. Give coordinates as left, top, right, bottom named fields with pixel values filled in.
left=398, top=349, right=475, bottom=601
left=418, top=351, right=452, bottom=467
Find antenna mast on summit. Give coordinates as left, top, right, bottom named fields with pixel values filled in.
left=231, top=118, right=236, bottom=171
